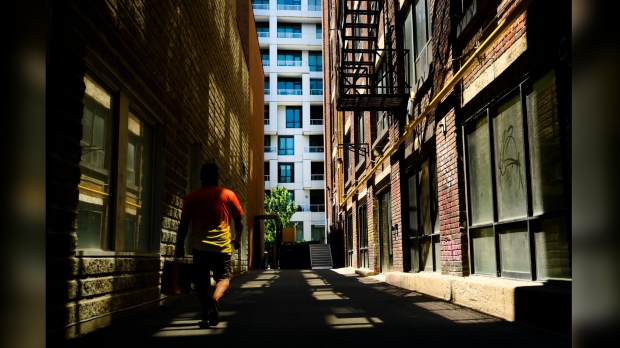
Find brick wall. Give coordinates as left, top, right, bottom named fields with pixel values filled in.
left=47, top=0, right=255, bottom=337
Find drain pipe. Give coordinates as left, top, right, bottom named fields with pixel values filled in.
left=340, top=0, right=532, bottom=205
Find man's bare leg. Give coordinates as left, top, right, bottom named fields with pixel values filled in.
left=213, top=278, right=230, bottom=303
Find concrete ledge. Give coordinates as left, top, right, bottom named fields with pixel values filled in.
left=354, top=268, right=375, bottom=277
left=385, top=272, right=452, bottom=301
left=379, top=271, right=570, bottom=336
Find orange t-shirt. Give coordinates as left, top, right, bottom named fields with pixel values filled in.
left=180, top=186, right=244, bottom=253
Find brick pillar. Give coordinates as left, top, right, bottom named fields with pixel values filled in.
left=437, top=110, right=470, bottom=276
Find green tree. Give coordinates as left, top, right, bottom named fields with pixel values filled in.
left=264, top=185, right=297, bottom=255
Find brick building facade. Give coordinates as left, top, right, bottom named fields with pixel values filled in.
left=46, top=0, right=264, bottom=338
left=324, top=0, right=570, bottom=331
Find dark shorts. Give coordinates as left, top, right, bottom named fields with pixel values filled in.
left=192, top=249, right=232, bottom=286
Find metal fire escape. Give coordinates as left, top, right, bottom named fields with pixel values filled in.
left=336, top=0, right=410, bottom=111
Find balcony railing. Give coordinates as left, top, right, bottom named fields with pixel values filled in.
left=252, top=4, right=269, bottom=10
left=309, top=5, right=322, bottom=12
left=265, top=89, right=270, bottom=95
left=262, top=60, right=269, bottom=66
left=277, top=60, right=303, bottom=67
left=310, top=174, right=324, bottom=180
left=310, top=204, right=325, bottom=212
left=277, top=89, right=302, bottom=95
left=306, top=146, right=324, bottom=153
left=277, top=5, right=301, bottom=11
left=264, top=146, right=276, bottom=153
left=257, top=32, right=270, bottom=38
left=277, top=32, right=302, bottom=39
left=310, top=89, right=323, bottom=95
left=310, top=119, right=323, bottom=125
left=264, top=174, right=270, bottom=181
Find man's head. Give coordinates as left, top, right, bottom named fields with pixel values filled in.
left=200, top=162, right=219, bottom=186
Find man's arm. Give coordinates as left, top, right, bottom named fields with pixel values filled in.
left=175, top=218, right=191, bottom=258
left=231, top=217, right=243, bottom=249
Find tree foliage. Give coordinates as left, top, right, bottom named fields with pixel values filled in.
left=264, top=185, right=297, bottom=254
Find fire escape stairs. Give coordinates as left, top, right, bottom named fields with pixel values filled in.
left=337, top=0, right=410, bottom=111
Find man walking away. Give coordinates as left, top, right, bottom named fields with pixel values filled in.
left=175, top=162, right=244, bottom=328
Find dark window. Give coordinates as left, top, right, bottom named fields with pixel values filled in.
left=309, top=135, right=324, bottom=153
left=278, top=136, right=294, bottom=155
left=309, top=52, right=323, bottom=72
left=278, top=78, right=302, bottom=95
left=310, top=106, right=323, bottom=125
left=311, top=162, right=324, bottom=180
left=278, top=163, right=294, bottom=183
left=277, top=50, right=302, bottom=66
left=310, top=79, right=323, bottom=95
left=286, top=106, right=302, bottom=128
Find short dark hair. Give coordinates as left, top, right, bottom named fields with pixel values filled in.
left=200, top=163, right=219, bottom=184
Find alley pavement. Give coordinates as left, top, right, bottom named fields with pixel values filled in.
left=54, top=268, right=571, bottom=347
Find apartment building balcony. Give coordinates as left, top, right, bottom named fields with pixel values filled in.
left=276, top=5, right=321, bottom=18
left=275, top=60, right=308, bottom=74
left=295, top=204, right=325, bottom=213
left=303, top=122, right=323, bottom=134
left=264, top=146, right=277, bottom=160
left=302, top=146, right=324, bottom=161
left=277, top=34, right=322, bottom=48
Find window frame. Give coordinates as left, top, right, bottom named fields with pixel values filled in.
left=285, top=106, right=302, bottom=128
left=463, top=71, right=570, bottom=281
left=77, top=71, right=161, bottom=255
left=278, top=135, right=295, bottom=155
left=278, top=162, right=295, bottom=183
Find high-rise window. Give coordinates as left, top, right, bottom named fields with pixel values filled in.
left=311, top=161, right=324, bottom=180
left=277, top=0, right=301, bottom=11
left=310, top=106, right=323, bottom=125
left=310, top=190, right=325, bottom=212
left=264, top=162, right=270, bottom=181
left=309, top=52, right=322, bottom=72
left=264, top=78, right=270, bottom=95
left=277, top=24, right=302, bottom=38
left=309, top=135, right=324, bottom=153
left=277, top=50, right=302, bottom=66
left=285, top=106, right=302, bottom=128
left=257, top=22, right=269, bottom=37
left=278, top=136, right=294, bottom=155
left=264, top=135, right=273, bottom=152
left=278, top=78, right=302, bottom=95
left=309, top=0, right=321, bottom=12
left=278, top=163, right=294, bottom=183
left=261, top=49, right=269, bottom=66
left=310, top=79, right=323, bottom=95
left=252, top=0, right=269, bottom=10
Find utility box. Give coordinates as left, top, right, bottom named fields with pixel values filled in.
left=282, top=227, right=296, bottom=244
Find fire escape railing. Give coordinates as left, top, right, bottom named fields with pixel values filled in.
left=336, top=0, right=410, bottom=111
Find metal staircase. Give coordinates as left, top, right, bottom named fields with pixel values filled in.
left=336, top=0, right=410, bottom=111
left=309, top=244, right=333, bottom=269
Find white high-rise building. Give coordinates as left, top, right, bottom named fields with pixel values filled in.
left=253, top=0, right=326, bottom=243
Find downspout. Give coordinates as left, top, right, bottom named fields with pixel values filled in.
left=337, top=110, right=344, bottom=206
left=340, top=0, right=532, bottom=205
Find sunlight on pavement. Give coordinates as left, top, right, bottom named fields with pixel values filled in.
left=324, top=314, right=383, bottom=329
